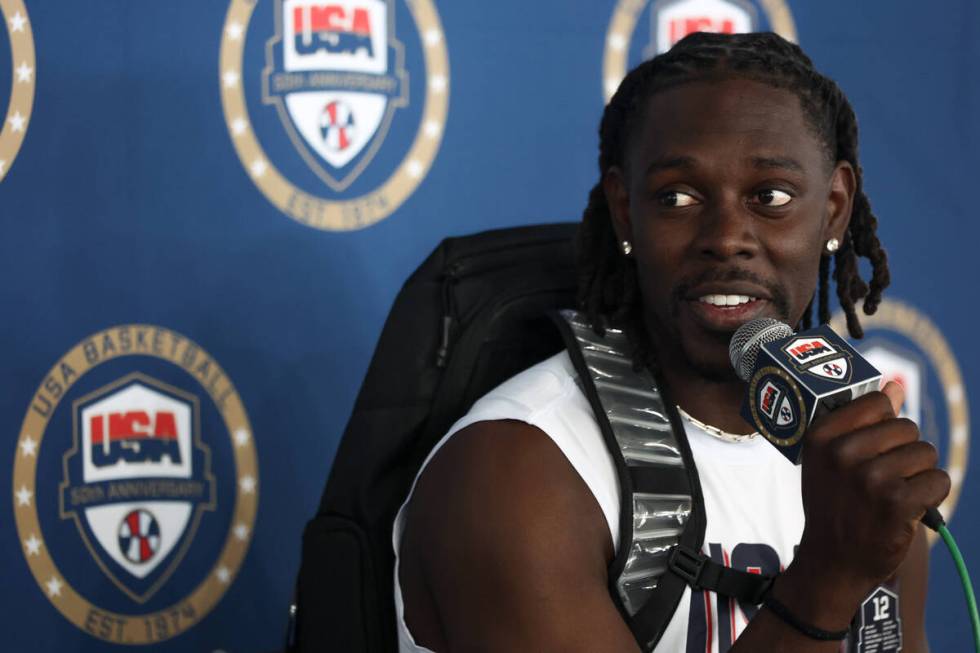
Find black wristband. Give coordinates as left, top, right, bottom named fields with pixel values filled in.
left=762, top=593, right=849, bottom=641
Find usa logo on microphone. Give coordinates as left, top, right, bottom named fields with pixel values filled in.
left=781, top=336, right=853, bottom=384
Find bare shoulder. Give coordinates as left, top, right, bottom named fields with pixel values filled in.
left=399, top=419, right=636, bottom=652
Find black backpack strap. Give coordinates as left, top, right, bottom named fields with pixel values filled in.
left=554, top=310, right=774, bottom=650
left=668, top=544, right=775, bottom=605
left=626, top=396, right=707, bottom=650
left=553, top=310, right=704, bottom=650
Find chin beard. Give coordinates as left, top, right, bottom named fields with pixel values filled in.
left=688, top=358, right=741, bottom=384
left=680, top=343, right=742, bottom=383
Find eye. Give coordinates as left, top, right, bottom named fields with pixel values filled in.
left=752, top=189, right=793, bottom=207
left=658, top=190, right=699, bottom=207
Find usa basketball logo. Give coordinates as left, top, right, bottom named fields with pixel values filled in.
left=320, top=100, right=357, bottom=153
left=13, top=326, right=258, bottom=643
left=221, top=0, right=448, bottom=230
left=832, top=300, right=970, bottom=541
left=0, top=0, right=35, bottom=182
left=759, top=380, right=780, bottom=419
left=602, top=0, right=796, bottom=101
left=119, top=509, right=162, bottom=564
left=748, top=366, right=806, bottom=447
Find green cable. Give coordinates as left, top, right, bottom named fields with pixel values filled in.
left=938, top=524, right=980, bottom=652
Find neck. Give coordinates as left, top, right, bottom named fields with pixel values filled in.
left=643, top=319, right=755, bottom=435
left=659, top=359, right=754, bottom=435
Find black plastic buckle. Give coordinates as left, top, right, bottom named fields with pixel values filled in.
left=668, top=544, right=708, bottom=588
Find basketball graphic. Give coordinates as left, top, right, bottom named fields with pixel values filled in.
left=118, top=509, right=161, bottom=564
left=320, top=100, right=357, bottom=152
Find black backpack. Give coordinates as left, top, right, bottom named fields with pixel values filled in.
left=287, top=222, right=787, bottom=652
left=289, top=223, right=581, bottom=652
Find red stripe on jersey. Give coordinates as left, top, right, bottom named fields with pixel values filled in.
left=704, top=591, right=713, bottom=653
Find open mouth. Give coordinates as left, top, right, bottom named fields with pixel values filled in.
left=696, top=294, right=761, bottom=309
left=686, top=293, right=771, bottom=331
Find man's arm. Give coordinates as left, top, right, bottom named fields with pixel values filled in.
left=399, top=419, right=640, bottom=652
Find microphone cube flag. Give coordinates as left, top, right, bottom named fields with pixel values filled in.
left=741, top=324, right=882, bottom=464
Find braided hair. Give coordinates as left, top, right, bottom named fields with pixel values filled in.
left=577, top=32, right=888, bottom=367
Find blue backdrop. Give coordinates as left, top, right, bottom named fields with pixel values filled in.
left=1, top=0, right=977, bottom=650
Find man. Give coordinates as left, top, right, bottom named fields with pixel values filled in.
left=392, top=32, right=950, bottom=652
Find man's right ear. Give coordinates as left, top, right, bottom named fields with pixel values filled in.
left=602, top=166, right=631, bottom=244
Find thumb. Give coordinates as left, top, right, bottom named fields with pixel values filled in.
left=880, top=380, right=905, bottom=416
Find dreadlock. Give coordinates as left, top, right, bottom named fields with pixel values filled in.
left=576, top=31, right=889, bottom=369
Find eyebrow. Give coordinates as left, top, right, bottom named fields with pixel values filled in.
left=644, top=156, right=697, bottom=176
left=644, top=155, right=805, bottom=177
left=750, top=156, right=805, bottom=172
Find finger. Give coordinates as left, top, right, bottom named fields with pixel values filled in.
left=826, top=418, right=921, bottom=465
left=881, top=381, right=905, bottom=416
left=808, top=391, right=895, bottom=446
left=858, top=441, right=939, bottom=487
left=901, top=469, right=952, bottom=517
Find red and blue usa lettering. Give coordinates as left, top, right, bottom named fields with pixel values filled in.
left=89, top=410, right=182, bottom=467
left=292, top=4, right=374, bottom=57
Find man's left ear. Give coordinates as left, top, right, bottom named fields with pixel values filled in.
left=824, top=161, right=856, bottom=252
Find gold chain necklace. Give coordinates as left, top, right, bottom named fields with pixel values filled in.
left=676, top=406, right=759, bottom=444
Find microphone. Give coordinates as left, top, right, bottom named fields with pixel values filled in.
left=730, top=318, right=947, bottom=532
left=729, top=319, right=882, bottom=465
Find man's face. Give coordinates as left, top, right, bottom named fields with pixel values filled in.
left=606, top=78, right=853, bottom=381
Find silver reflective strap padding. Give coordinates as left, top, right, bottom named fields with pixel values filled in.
left=560, top=310, right=693, bottom=616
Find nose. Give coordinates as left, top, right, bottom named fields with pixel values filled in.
left=693, top=195, right=760, bottom=262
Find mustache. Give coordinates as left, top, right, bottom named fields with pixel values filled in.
left=672, top=268, right=791, bottom=322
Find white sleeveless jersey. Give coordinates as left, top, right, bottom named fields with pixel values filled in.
left=392, top=351, right=804, bottom=653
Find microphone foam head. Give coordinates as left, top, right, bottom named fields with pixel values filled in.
left=729, top=318, right=794, bottom=381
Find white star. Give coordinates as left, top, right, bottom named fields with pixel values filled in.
left=222, top=69, right=240, bottom=89
left=19, top=435, right=37, bottom=457
left=9, top=12, right=26, bottom=33
left=429, top=75, right=447, bottom=93
left=16, top=62, right=33, bottom=83
left=226, top=22, right=244, bottom=41
left=604, top=78, right=620, bottom=99
left=249, top=159, right=267, bottom=178
left=0, top=160, right=5, bottom=176
left=608, top=33, right=627, bottom=51
left=423, top=120, right=441, bottom=138
left=8, top=112, right=25, bottom=132
left=234, top=523, right=249, bottom=541
left=15, top=485, right=32, bottom=507
left=45, top=576, right=63, bottom=597
left=240, top=475, right=257, bottom=494
left=406, top=159, right=423, bottom=179
left=216, top=565, right=231, bottom=584
left=423, top=29, right=442, bottom=47
left=234, top=428, right=250, bottom=446
left=231, top=117, right=247, bottom=136
left=24, top=534, right=41, bottom=556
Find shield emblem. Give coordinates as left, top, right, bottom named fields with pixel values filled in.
left=807, top=356, right=851, bottom=382
left=61, top=374, right=214, bottom=603
left=649, top=0, right=758, bottom=56
left=759, top=380, right=781, bottom=419
left=263, top=0, right=409, bottom=191
left=776, top=396, right=796, bottom=427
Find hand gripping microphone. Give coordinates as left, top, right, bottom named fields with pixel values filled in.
left=730, top=319, right=948, bottom=535
left=730, top=322, right=962, bottom=614
left=729, top=319, right=882, bottom=465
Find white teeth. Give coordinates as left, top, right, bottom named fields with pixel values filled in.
left=699, top=294, right=756, bottom=307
